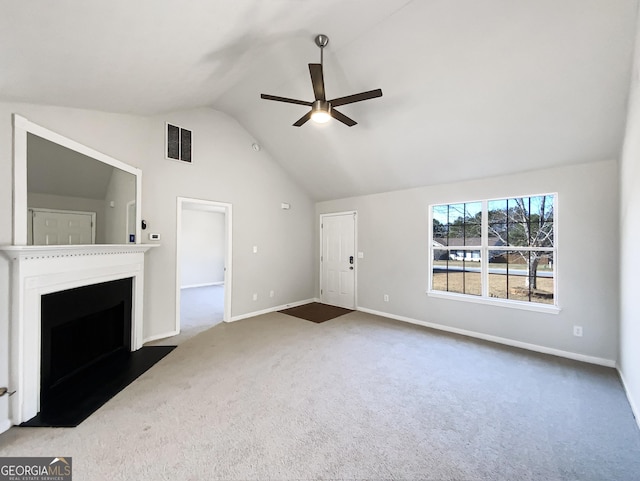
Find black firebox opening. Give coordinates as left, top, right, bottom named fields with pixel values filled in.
left=40, top=277, right=133, bottom=413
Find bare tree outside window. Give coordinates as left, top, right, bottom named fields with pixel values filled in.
left=487, top=196, right=554, bottom=290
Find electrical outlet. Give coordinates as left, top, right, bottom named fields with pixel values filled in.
left=384, top=294, right=389, bottom=302
left=573, top=325, right=583, bottom=337
left=269, top=290, right=274, bottom=298
left=252, top=293, right=258, bottom=301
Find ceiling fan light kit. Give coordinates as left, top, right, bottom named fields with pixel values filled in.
left=311, top=100, right=331, bottom=123
left=261, top=34, right=383, bottom=127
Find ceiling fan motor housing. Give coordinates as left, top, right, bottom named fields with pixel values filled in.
left=312, top=100, right=331, bottom=113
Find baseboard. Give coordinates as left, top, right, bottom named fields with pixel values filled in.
left=181, top=282, right=223, bottom=289
left=617, top=367, right=640, bottom=430
left=357, top=307, right=616, bottom=368
left=0, top=418, right=12, bottom=434
left=229, top=298, right=320, bottom=322
left=143, top=330, right=179, bottom=344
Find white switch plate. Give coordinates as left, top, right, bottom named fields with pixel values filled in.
left=252, top=293, right=258, bottom=301
left=253, top=245, right=258, bottom=254
left=358, top=252, right=364, bottom=259
left=573, top=326, right=583, bottom=337
left=384, top=294, right=389, bottom=302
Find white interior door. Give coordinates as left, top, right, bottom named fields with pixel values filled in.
left=31, top=209, right=95, bottom=245
left=321, top=212, right=356, bottom=309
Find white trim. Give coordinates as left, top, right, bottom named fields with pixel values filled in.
left=143, top=330, right=179, bottom=344
left=12, top=114, right=142, bottom=246
left=176, top=197, right=232, bottom=332
left=427, top=290, right=561, bottom=314
left=181, top=282, right=224, bottom=289
left=618, top=367, right=640, bottom=431
left=0, top=419, right=11, bottom=435
left=229, top=298, right=320, bottom=322
left=357, top=306, right=615, bottom=367
left=319, top=211, right=357, bottom=309
left=0, top=244, right=158, bottom=259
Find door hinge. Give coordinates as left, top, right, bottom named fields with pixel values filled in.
left=321, top=289, right=323, bottom=295
left=0, top=387, right=15, bottom=397
left=321, top=255, right=323, bottom=262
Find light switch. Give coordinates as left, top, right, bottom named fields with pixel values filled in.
left=358, top=252, right=364, bottom=259
left=253, top=245, right=258, bottom=253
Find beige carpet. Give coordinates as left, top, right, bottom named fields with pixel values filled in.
left=1, top=311, right=639, bottom=480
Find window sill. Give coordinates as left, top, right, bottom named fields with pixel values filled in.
left=426, top=290, right=561, bottom=314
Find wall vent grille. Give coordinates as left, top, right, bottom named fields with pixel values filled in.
left=166, top=123, right=192, bottom=163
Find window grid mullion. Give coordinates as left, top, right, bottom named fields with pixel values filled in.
left=481, top=200, right=488, bottom=298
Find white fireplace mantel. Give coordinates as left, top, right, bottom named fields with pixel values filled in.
left=0, top=243, right=158, bottom=425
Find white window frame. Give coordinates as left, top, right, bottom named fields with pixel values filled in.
left=428, top=193, right=560, bottom=314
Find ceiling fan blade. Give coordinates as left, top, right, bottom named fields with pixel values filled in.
left=331, top=109, right=357, bottom=127
left=293, top=111, right=312, bottom=127
left=261, top=94, right=312, bottom=107
left=309, top=64, right=326, bottom=101
left=329, top=88, right=383, bottom=107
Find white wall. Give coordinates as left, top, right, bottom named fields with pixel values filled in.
left=317, top=159, right=619, bottom=363
left=181, top=209, right=225, bottom=287
left=619, top=10, right=640, bottom=425
left=0, top=104, right=316, bottom=408
left=28, top=192, right=107, bottom=244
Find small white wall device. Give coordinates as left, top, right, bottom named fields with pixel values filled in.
left=148, top=233, right=160, bottom=241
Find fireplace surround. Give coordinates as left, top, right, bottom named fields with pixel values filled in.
left=0, top=244, right=156, bottom=425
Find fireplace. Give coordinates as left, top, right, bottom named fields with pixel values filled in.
left=40, top=278, right=133, bottom=414
left=0, top=244, right=156, bottom=425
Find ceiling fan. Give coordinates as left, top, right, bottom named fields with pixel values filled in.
left=261, top=34, right=383, bottom=127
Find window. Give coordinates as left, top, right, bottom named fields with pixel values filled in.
left=430, top=194, right=556, bottom=309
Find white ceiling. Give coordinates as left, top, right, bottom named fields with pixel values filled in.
left=2, top=0, right=638, bottom=200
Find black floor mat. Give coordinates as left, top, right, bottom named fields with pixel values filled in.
left=20, top=346, right=175, bottom=427
left=279, top=302, right=353, bottom=323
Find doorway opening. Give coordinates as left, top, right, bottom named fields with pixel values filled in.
left=175, top=198, right=232, bottom=341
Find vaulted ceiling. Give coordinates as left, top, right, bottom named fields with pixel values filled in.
left=1, top=0, right=637, bottom=200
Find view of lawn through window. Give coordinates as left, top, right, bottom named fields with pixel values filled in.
left=431, top=195, right=555, bottom=305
